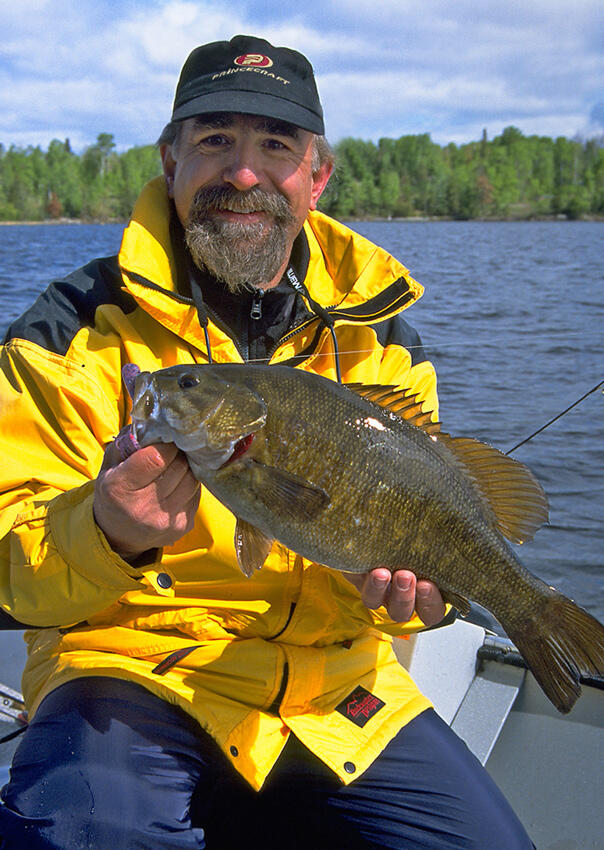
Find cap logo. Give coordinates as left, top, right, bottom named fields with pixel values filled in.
left=234, top=53, right=273, bottom=68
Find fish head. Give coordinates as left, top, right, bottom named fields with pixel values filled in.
left=131, top=366, right=267, bottom=469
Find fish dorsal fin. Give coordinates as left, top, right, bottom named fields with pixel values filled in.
left=436, top=433, right=549, bottom=543
left=345, top=382, right=547, bottom=543
left=346, top=383, right=441, bottom=435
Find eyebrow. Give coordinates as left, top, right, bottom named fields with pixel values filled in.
left=254, top=117, right=300, bottom=139
left=192, top=113, right=233, bottom=130
left=192, top=113, right=300, bottom=139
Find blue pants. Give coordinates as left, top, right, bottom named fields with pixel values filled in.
left=0, top=677, right=533, bottom=849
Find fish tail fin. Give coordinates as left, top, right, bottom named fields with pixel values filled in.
left=507, top=593, right=604, bottom=714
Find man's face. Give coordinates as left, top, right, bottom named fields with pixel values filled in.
left=160, top=112, right=332, bottom=290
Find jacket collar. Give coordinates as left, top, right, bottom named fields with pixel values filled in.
left=117, top=178, right=424, bottom=349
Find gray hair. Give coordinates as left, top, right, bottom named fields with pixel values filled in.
left=156, top=120, right=334, bottom=176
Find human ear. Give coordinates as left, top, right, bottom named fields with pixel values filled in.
left=160, top=144, right=176, bottom=198
left=309, top=161, right=333, bottom=211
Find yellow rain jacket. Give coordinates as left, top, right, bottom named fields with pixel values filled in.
left=0, top=177, right=443, bottom=790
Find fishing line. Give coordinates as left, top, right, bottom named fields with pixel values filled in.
left=285, top=267, right=343, bottom=382
left=247, top=343, right=602, bottom=454
left=505, top=379, right=604, bottom=455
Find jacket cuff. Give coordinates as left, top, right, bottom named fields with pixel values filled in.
left=48, top=482, right=151, bottom=588
left=369, top=603, right=456, bottom=636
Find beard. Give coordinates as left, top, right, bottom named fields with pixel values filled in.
left=184, top=185, right=296, bottom=292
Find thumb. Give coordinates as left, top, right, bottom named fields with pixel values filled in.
left=120, top=443, right=180, bottom=490
left=100, top=442, right=179, bottom=489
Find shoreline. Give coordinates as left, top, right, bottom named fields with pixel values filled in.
left=1, top=214, right=603, bottom=226
left=0, top=218, right=126, bottom=226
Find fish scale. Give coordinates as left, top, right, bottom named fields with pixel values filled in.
left=131, top=362, right=604, bottom=714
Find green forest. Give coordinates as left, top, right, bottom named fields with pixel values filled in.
left=1, top=127, right=603, bottom=222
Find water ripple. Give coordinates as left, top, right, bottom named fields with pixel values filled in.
left=1, top=219, right=603, bottom=619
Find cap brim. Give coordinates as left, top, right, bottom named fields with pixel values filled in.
left=171, top=90, right=324, bottom=135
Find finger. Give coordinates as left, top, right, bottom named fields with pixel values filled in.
left=415, top=580, right=446, bottom=626
left=155, top=453, right=199, bottom=500
left=162, top=472, right=201, bottom=512
left=385, top=569, right=417, bottom=622
left=118, top=443, right=180, bottom=490
left=360, top=568, right=392, bottom=610
left=168, top=486, right=202, bottom=542
left=185, top=482, right=202, bottom=514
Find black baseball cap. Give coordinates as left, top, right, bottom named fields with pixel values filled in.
left=171, top=35, right=325, bottom=135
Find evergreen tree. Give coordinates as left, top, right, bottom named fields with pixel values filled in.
left=0, top=129, right=601, bottom=222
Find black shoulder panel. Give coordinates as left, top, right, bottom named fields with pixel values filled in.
left=0, top=609, right=39, bottom=630
left=4, top=256, right=137, bottom=355
left=372, top=314, right=428, bottom=366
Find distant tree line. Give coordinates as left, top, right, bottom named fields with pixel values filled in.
left=0, top=133, right=161, bottom=222
left=1, top=127, right=603, bottom=222
left=321, top=127, right=604, bottom=220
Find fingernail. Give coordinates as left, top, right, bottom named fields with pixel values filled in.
left=372, top=575, right=389, bottom=589
left=396, top=574, right=412, bottom=591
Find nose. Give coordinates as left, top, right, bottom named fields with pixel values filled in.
left=221, top=140, right=262, bottom=191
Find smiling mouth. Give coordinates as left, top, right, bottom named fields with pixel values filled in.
left=213, top=207, right=267, bottom=217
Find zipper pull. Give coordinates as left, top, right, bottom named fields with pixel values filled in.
left=250, top=288, right=265, bottom=320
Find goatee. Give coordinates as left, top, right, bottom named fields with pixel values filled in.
left=184, top=185, right=296, bottom=292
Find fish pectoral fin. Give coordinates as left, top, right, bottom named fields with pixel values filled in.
left=234, top=519, right=274, bottom=577
left=440, top=589, right=471, bottom=617
left=249, top=461, right=330, bottom=521
left=436, top=434, right=549, bottom=543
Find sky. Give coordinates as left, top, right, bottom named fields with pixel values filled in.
left=2, top=0, right=603, bottom=153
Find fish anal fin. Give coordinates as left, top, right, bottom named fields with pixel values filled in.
left=346, top=383, right=440, bottom=434
left=437, top=434, right=549, bottom=542
left=248, top=460, right=330, bottom=521
left=234, top=519, right=274, bottom=577
left=440, top=589, right=471, bottom=617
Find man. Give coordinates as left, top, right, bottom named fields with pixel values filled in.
left=0, top=36, right=533, bottom=848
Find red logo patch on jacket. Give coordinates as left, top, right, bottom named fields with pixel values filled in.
left=335, top=686, right=385, bottom=727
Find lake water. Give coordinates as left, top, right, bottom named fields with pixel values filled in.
left=1, top=221, right=603, bottom=631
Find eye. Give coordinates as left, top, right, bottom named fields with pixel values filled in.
left=264, top=138, right=288, bottom=151
left=198, top=133, right=229, bottom=148
left=178, top=373, right=200, bottom=389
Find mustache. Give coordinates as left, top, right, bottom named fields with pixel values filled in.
left=188, top=185, right=295, bottom=225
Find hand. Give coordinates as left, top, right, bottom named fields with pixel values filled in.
left=93, top=441, right=201, bottom=560
left=345, top=568, right=446, bottom=626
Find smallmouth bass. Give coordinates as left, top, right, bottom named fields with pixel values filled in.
left=130, top=363, right=604, bottom=713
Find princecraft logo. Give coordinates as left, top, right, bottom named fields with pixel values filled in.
left=212, top=57, right=290, bottom=85
left=234, top=53, right=273, bottom=68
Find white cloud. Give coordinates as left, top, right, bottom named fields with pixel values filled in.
left=0, top=0, right=602, bottom=150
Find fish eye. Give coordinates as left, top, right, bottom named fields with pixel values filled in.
left=178, top=373, right=200, bottom=389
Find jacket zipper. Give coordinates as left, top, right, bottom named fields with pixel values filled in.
left=250, top=288, right=265, bottom=319
left=125, top=270, right=410, bottom=366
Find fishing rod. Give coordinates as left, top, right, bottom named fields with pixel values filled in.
left=250, top=341, right=602, bottom=456
left=506, top=379, right=604, bottom=455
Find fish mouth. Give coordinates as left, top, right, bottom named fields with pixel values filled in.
left=220, top=433, right=255, bottom=468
